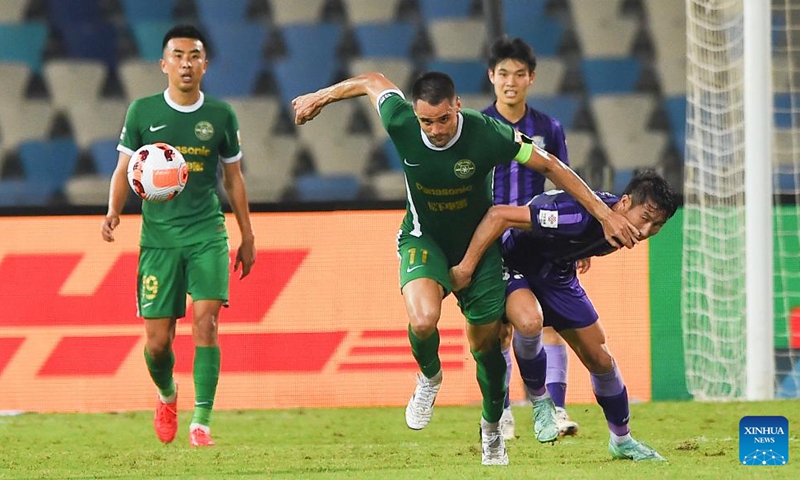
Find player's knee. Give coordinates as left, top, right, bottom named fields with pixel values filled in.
left=145, top=337, right=171, bottom=359
left=584, top=349, right=614, bottom=374
left=408, top=311, right=439, bottom=339
left=192, top=313, right=219, bottom=345
left=508, top=313, right=542, bottom=337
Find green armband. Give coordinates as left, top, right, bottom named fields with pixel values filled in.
left=514, top=142, right=533, bottom=164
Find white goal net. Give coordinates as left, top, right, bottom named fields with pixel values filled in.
left=683, top=0, right=800, bottom=400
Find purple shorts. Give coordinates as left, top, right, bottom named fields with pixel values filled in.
left=505, top=266, right=598, bottom=331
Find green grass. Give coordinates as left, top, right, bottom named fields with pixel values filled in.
left=1, top=400, right=799, bottom=479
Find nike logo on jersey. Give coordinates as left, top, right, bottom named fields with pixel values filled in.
left=403, top=159, right=421, bottom=167
left=406, top=264, right=424, bottom=273
left=149, top=124, right=167, bottom=132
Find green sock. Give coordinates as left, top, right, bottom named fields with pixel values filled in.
left=144, top=348, right=175, bottom=398
left=408, top=324, right=441, bottom=379
left=191, top=346, right=220, bottom=427
left=471, top=340, right=507, bottom=424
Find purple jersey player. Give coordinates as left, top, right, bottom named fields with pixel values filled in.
left=483, top=36, right=579, bottom=440
left=450, top=170, right=677, bottom=462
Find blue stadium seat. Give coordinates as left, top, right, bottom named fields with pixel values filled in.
left=130, top=21, right=174, bottom=61
left=383, top=138, right=403, bottom=171
left=506, top=15, right=565, bottom=57
left=418, top=0, right=472, bottom=19
left=581, top=58, right=642, bottom=95
left=0, top=179, right=55, bottom=207
left=774, top=93, right=799, bottom=129
left=203, top=59, right=263, bottom=97
left=195, top=0, right=249, bottom=22
left=354, top=22, right=416, bottom=58
left=17, top=138, right=80, bottom=192
left=119, top=0, right=176, bottom=22
left=775, top=166, right=797, bottom=193
left=273, top=58, right=337, bottom=105
left=530, top=95, right=579, bottom=130
left=46, top=0, right=100, bottom=27
left=0, top=22, right=48, bottom=71
left=280, top=23, right=342, bottom=62
left=503, top=0, right=548, bottom=19
left=425, top=60, right=488, bottom=94
left=664, top=95, right=686, bottom=155
left=612, top=167, right=635, bottom=195
left=203, top=22, right=268, bottom=61
left=89, top=138, right=121, bottom=177
left=58, top=21, right=119, bottom=68
left=294, top=174, right=361, bottom=201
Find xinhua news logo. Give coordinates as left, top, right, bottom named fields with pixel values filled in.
left=739, top=416, right=789, bottom=466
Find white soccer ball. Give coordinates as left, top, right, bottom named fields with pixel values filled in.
left=127, top=142, right=189, bottom=202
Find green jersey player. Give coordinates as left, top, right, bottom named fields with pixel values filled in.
left=292, top=71, right=639, bottom=466
left=101, top=25, right=256, bottom=448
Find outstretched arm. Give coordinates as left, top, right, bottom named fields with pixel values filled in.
left=518, top=144, right=639, bottom=249
left=450, top=205, right=531, bottom=291
left=292, top=72, right=398, bottom=125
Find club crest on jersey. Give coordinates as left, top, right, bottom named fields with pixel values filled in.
left=532, top=135, right=545, bottom=149
left=539, top=209, right=558, bottom=228
left=454, top=159, right=476, bottom=179
left=194, top=121, right=214, bottom=141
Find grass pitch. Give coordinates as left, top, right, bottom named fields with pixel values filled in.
left=1, top=400, right=798, bottom=479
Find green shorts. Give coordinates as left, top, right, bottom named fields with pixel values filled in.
left=137, top=238, right=230, bottom=319
left=397, top=232, right=506, bottom=325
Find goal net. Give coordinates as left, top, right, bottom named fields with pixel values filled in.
left=683, top=0, right=800, bottom=400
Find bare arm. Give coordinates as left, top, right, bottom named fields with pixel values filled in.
left=520, top=146, right=639, bottom=249
left=450, top=205, right=531, bottom=291
left=100, top=151, right=131, bottom=242
left=222, top=160, right=256, bottom=279
left=292, top=72, right=399, bottom=125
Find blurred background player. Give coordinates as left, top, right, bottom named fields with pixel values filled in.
left=482, top=37, right=579, bottom=439
left=101, top=25, right=256, bottom=447
left=450, top=170, right=677, bottom=461
left=292, top=70, right=640, bottom=465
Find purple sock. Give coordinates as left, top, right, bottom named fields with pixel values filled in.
left=544, top=344, right=568, bottom=408
left=502, top=348, right=512, bottom=409
left=513, top=332, right=546, bottom=397
left=591, top=362, right=630, bottom=436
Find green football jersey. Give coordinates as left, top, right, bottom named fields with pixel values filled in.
left=378, top=91, right=522, bottom=264
left=118, top=91, right=241, bottom=248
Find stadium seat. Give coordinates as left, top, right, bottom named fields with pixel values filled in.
left=202, top=59, right=263, bottom=98
left=369, top=170, right=406, bottom=200
left=353, top=22, right=416, bottom=58
left=564, top=130, right=595, bottom=171
left=504, top=0, right=565, bottom=57
left=664, top=95, right=686, bottom=155
left=268, top=0, right=326, bottom=26
left=58, top=20, right=119, bottom=69
left=119, top=0, right=176, bottom=22
left=427, top=19, right=486, bottom=61
left=529, top=95, right=580, bottom=130
left=527, top=57, right=566, bottom=96
left=280, top=23, right=342, bottom=62
left=130, top=21, right=175, bottom=61
left=774, top=93, right=799, bottom=129
left=224, top=97, right=282, bottom=141
left=0, top=101, right=56, bottom=151
left=642, top=0, right=686, bottom=59
left=294, top=102, right=373, bottom=176
left=655, top=56, right=686, bottom=96
left=273, top=58, right=337, bottom=105
left=382, top=138, right=403, bottom=171
left=195, top=0, right=249, bottom=23
left=0, top=62, right=31, bottom=105
left=0, top=179, right=55, bottom=207
left=46, top=0, right=100, bottom=26
left=0, top=0, right=30, bottom=22
left=570, top=0, right=638, bottom=58
left=119, top=59, right=166, bottom=101
left=0, top=22, right=48, bottom=72
left=43, top=59, right=107, bottom=109
left=418, top=0, right=473, bottom=20
left=65, top=100, right=126, bottom=149
left=64, top=174, right=110, bottom=205
left=341, top=0, right=401, bottom=24
left=89, top=138, right=121, bottom=177
left=203, top=22, right=269, bottom=61
left=458, top=93, right=494, bottom=111
left=611, top=167, right=636, bottom=195
left=294, top=173, right=361, bottom=202
left=581, top=58, right=642, bottom=95
left=425, top=60, right=488, bottom=94
left=241, top=135, right=299, bottom=203
left=17, top=138, right=80, bottom=192
left=348, top=57, right=413, bottom=91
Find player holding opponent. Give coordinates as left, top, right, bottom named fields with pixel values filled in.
left=101, top=25, right=256, bottom=447
left=292, top=71, right=639, bottom=465
left=450, top=170, right=676, bottom=461
left=483, top=36, right=580, bottom=439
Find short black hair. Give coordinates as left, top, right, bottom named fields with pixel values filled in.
left=411, top=71, right=456, bottom=106
left=162, top=24, right=208, bottom=53
left=622, top=170, right=678, bottom=219
left=487, top=36, right=537, bottom=73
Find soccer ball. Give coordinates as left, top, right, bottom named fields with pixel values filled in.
left=127, top=143, right=189, bottom=202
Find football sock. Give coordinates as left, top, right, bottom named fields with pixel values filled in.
left=191, top=346, right=220, bottom=427
left=513, top=331, right=547, bottom=397
left=502, top=347, right=512, bottom=409
left=144, top=347, right=176, bottom=401
left=408, top=324, right=441, bottom=379
left=591, top=362, right=630, bottom=436
left=545, top=344, right=568, bottom=408
left=471, top=340, right=507, bottom=424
